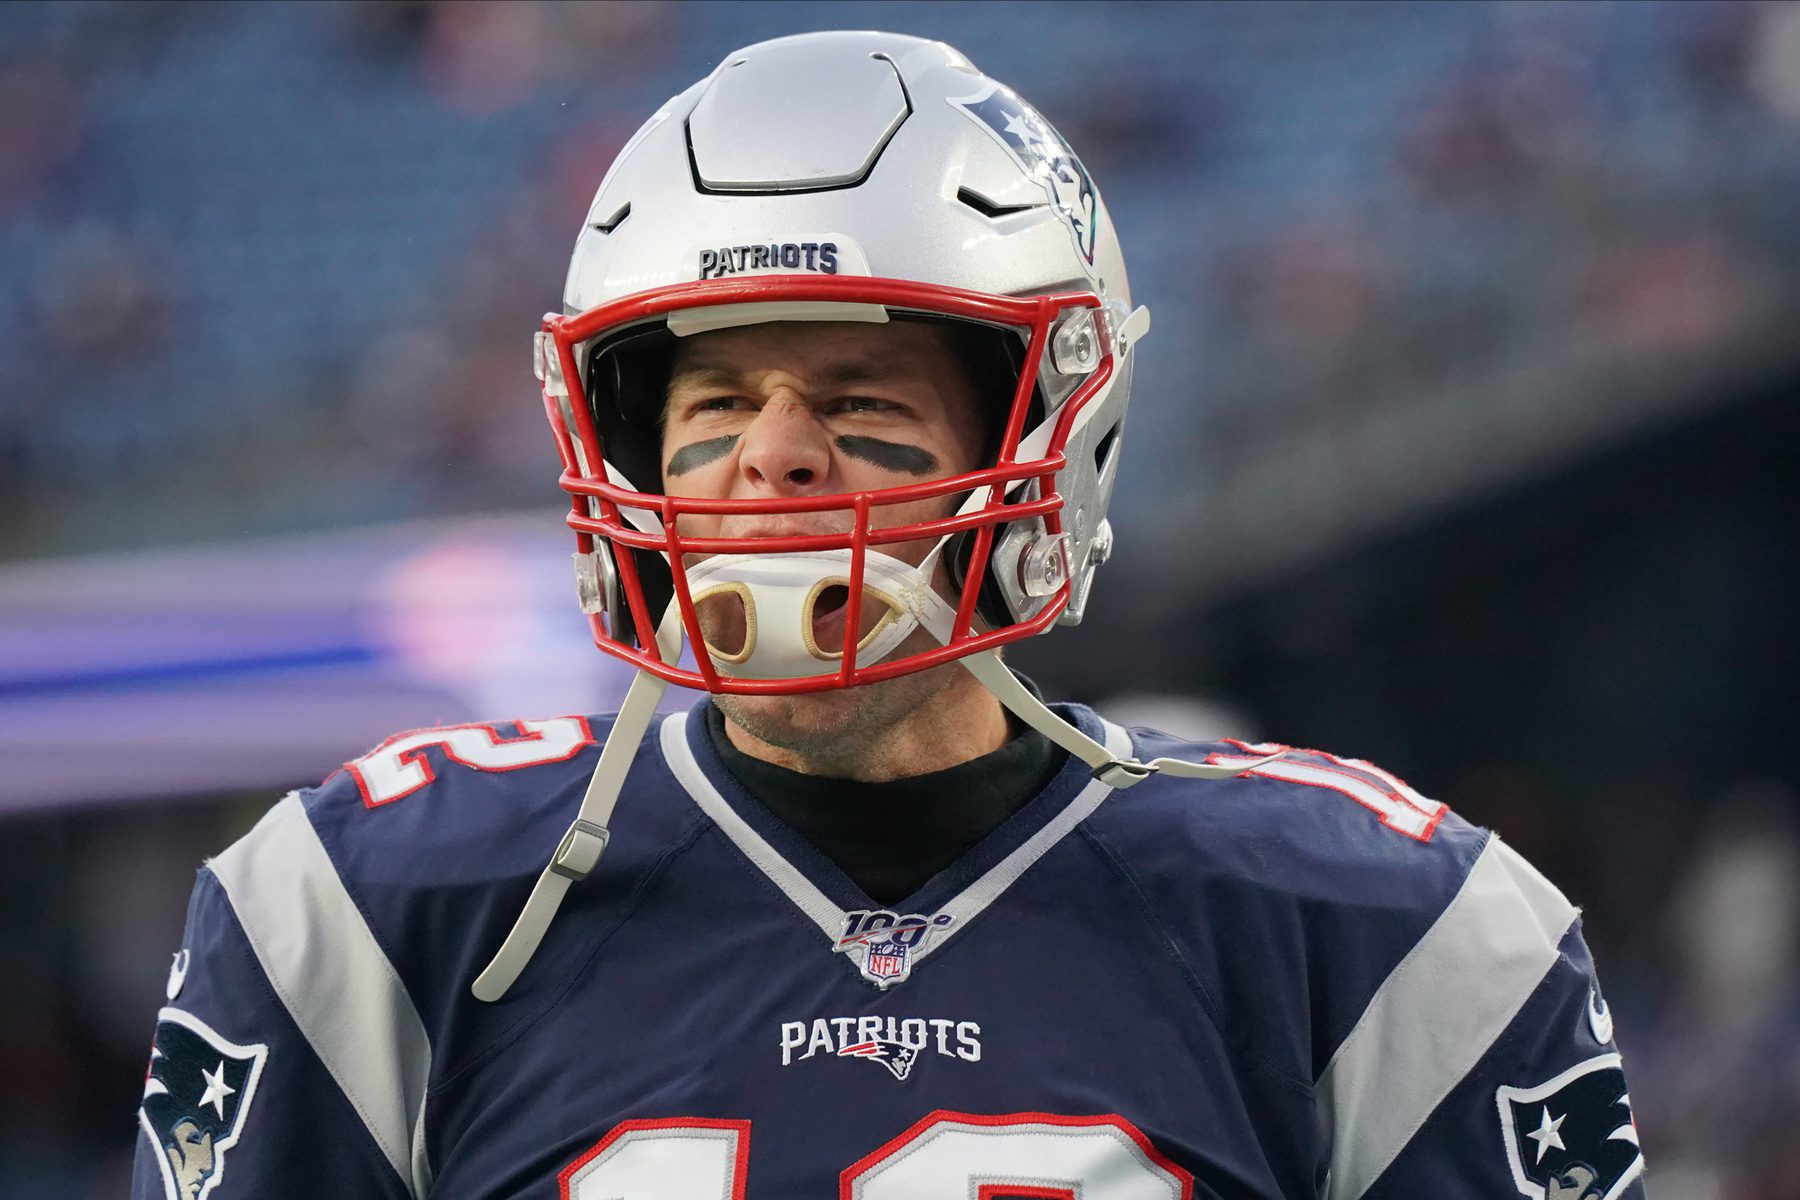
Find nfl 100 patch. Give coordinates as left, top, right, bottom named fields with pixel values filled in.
left=832, top=908, right=955, bottom=987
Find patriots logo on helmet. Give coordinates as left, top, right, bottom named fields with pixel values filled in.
left=837, top=1038, right=921, bottom=1081
left=952, top=84, right=1101, bottom=268
left=139, top=1008, right=267, bottom=1200
left=1496, top=1054, right=1642, bottom=1200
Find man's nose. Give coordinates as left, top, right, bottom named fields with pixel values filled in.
left=737, top=396, right=830, bottom=492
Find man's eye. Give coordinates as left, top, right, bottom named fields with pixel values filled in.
left=836, top=395, right=893, bottom=414
left=693, top=396, right=743, bottom=413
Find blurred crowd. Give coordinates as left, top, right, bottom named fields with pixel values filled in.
left=2, top=2, right=1799, bottom=1196
left=2, top=2, right=1798, bottom=559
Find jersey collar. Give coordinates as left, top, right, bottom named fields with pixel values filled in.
left=658, top=700, right=1133, bottom=986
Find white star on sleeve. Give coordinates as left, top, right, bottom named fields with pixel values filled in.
left=1526, top=1106, right=1567, bottom=1163
left=198, top=1059, right=236, bottom=1120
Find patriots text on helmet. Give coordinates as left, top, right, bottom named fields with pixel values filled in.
left=698, top=242, right=840, bottom=280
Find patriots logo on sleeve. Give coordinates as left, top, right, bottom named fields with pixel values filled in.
left=139, top=1008, right=267, bottom=1200
left=1496, top=1054, right=1642, bottom=1200
left=951, top=83, right=1101, bottom=269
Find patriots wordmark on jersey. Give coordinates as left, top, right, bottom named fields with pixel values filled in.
left=132, top=700, right=1643, bottom=1199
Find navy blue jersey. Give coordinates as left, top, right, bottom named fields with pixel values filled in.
left=133, top=701, right=1645, bottom=1199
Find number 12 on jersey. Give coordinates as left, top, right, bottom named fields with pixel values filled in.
left=560, top=1111, right=1193, bottom=1199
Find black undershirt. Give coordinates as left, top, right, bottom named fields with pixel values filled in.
left=704, top=694, right=1066, bottom=907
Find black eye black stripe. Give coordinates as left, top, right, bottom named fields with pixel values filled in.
left=834, top=436, right=937, bottom=476
left=665, top=434, right=740, bottom=476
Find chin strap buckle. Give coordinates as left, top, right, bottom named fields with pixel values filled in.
left=1094, top=759, right=1157, bottom=789
left=550, top=819, right=611, bottom=881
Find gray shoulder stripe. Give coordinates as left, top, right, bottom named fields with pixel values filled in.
left=210, top=793, right=434, bottom=1198
left=1318, top=836, right=1576, bottom=1200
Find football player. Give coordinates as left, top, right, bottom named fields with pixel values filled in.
left=134, top=32, right=1645, bottom=1199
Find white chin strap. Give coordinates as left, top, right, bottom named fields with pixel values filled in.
left=469, top=602, right=682, bottom=1003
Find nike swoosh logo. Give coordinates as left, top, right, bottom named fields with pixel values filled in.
left=1588, top=987, right=1614, bottom=1044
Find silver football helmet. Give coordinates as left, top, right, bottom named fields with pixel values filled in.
left=536, top=29, right=1146, bottom=694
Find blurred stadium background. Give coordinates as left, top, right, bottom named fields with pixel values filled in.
left=3, top=1, right=1798, bottom=1194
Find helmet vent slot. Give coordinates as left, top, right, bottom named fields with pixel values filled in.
left=956, top=187, right=1042, bottom=219
left=589, top=202, right=631, bottom=234
left=1093, top=421, right=1121, bottom=476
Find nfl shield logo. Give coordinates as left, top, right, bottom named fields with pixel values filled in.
left=834, top=908, right=955, bottom=988
left=864, top=938, right=908, bottom=982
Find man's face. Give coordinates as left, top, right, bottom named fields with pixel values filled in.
left=661, top=319, right=985, bottom=516
left=164, top=1118, right=216, bottom=1198
left=659, top=319, right=992, bottom=756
